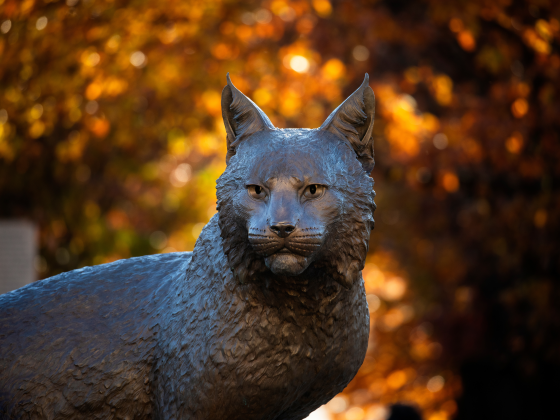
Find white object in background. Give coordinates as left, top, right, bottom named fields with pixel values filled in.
left=0, top=220, right=37, bottom=294
left=305, top=406, right=333, bottom=420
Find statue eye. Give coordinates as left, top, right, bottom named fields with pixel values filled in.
left=303, top=184, right=325, bottom=199
left=248, top=185, right=266, bottom=200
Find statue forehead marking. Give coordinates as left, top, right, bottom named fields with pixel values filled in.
left=239, top=130, right=340, bottom=183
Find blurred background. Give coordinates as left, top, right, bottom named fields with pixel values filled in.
left=1, top=0, right=559, bottom=419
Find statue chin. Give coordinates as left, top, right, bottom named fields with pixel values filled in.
left=265, top=253, right=309, bottom=276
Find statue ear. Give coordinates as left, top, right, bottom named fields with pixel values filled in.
left=319, top=74, right=375, bottom=174
left=221, top=73, right=275, bottom=164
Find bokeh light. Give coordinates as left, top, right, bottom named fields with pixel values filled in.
left=289, top=55, right=310, bottom=73
left=352, top=45, right=370, bottom=62
left=35, top=16, right=47, bottom=30
left=130, top=51, right=147, bottom=68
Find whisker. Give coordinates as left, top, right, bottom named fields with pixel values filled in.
left=252, top=244, right=283, bottom=252
left=252, top=243, right=280, bottom=249
left=250, top=241, right=280, bottom=246
left=287, top=245, right=316, bottom=254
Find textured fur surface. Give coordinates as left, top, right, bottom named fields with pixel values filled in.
left=0, top=75, right=376, bottom=419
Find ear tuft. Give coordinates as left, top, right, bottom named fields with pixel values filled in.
left=319, top=74, right=375, bottom=174
left=221, top=73, right=275, bottom=164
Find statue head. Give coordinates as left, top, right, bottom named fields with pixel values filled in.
left=216, top=74, right=376, bottom=288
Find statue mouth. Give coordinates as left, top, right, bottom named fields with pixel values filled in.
left=248, top=233, right=323, bottom=258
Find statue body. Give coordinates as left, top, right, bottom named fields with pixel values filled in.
left=0, top=75, right=376, bottom=419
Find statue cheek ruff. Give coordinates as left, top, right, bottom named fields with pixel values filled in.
left=312, top=183, right=375, bottom=289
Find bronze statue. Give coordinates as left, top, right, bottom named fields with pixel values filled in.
left=0, top=74, right=376, bottom=419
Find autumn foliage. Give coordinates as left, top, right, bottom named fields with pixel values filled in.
left=1, top=0, right=559, bottom=419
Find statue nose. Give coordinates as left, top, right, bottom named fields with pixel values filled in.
left=270, top=222, right=295, bottom=238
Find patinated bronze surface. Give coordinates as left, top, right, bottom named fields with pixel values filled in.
left=0, top=74, right=376, bottom=420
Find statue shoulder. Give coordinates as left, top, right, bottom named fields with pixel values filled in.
left=0, top=251, right=193, bottom=317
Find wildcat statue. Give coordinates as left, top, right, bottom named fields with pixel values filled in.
left=0, top=74, right=376, bottom=420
